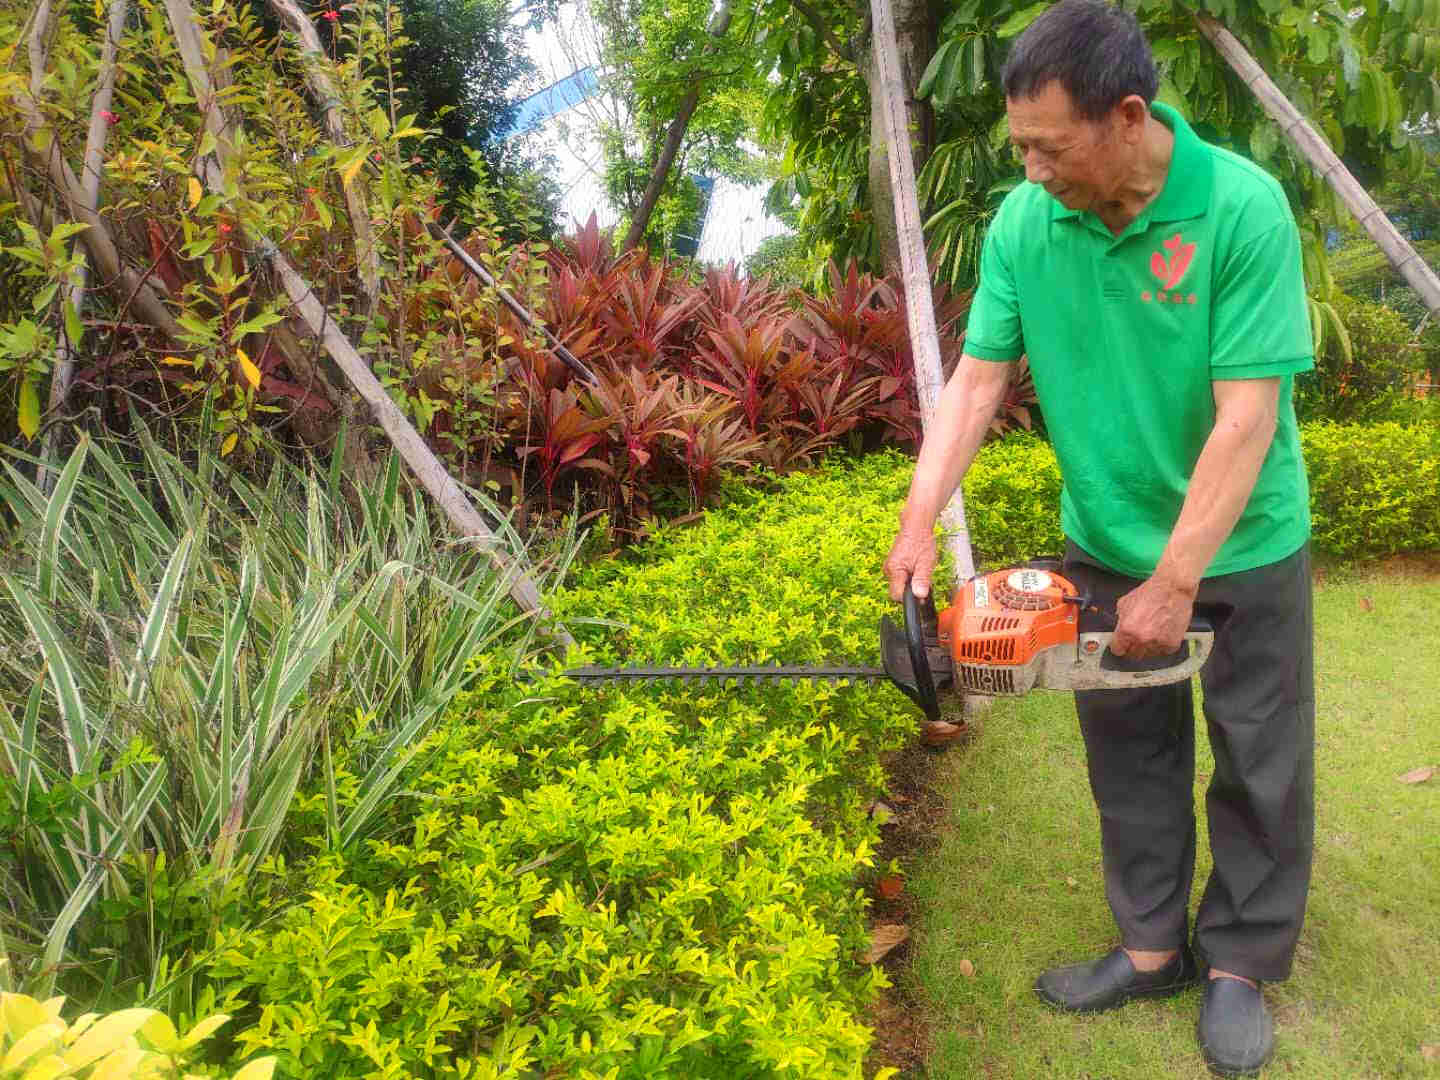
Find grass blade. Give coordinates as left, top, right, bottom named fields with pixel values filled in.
left=37, top=761, right=165, bottom=997
left=35, top=435, right=90, bottom=604
left=126, top=532, right=196, bottom=705
left=4, top=574, right=90, bottom=774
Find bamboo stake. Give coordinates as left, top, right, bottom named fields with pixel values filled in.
left=1196, top=13, right=1440, bottom=317
left=430, top=222, right=598, bottom=386
left=159, top=0, right=568, bottom=636
left=9, top=87, right=180, bottom=340
left=12, top=4, right=173, bottom=340
left=264, top=0, right=381, bottom=309
left=869, top=0, right=975, bottom=584
left=258, top=242, right=566, bottom=636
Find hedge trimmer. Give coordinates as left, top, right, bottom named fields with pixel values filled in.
left=561, top=560, right=1218, bottom=726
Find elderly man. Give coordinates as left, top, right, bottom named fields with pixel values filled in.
left=883, top=1, right=1315, bottom=1074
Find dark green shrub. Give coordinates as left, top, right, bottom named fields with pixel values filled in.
left=1300, top=421, right=1440, bottom=558
left=962, top=434, right=1064, bottom=566
left=1296, top=295, right=1425, bottom=422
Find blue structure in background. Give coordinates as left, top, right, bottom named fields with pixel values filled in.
left=671, top=175, right=715, bottom=258
left=488, top=62, right=788, bottom=265
left=500, top=67, right=601, bottom=141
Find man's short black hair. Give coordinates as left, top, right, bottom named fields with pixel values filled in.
left=1001, top=0, right=1159, bottom=122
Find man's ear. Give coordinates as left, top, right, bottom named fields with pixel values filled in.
left=1112, top=95, right=1151, bottom=144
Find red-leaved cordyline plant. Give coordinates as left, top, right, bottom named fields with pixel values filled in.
left=402, top=209, right=1029, bottom=532
left=603, top=262, right=706, bottom=370
left=664, top=382, right=763, bottom=507
left=515, top=385, right=614, bottom=507
left=548, top=211, right=631, bottom=278
left=695, top=265, right=792, bottom=332
left=583, top=365, right=686, bottom=532
left=692, top=311, right=793, bottom=433
left=991, top=354, right=1038, bottom=437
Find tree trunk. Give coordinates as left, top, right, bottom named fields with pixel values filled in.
left=866, top=0, right=935, bottom=278
left=38, top=0, right=129, bottom=493
left=621, top=0, right=734, bottom=252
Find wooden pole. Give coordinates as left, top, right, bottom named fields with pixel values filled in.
left=1196, top=13, right=1440, bottom=318
left=869, top=0, right=975, bottom=583
left=258, top=242, right=568, bottom=640
left=265, top=0, right=381, bottom=310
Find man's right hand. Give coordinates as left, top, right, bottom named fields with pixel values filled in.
left=884, top=525, right=938, bottom=601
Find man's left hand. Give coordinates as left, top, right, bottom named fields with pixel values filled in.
left=1111, top=573, right=1199, bottom=658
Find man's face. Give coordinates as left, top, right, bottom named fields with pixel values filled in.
left=1006, top=81, right=1123, bottom=214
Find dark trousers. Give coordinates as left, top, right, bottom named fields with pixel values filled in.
left=1062, top=540, right=1315, bottom=982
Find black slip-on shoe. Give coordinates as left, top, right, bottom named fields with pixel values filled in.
left=1035, top=945, right=1199, bottom=1013
left=1196, top=976, right=1274, bottom=1076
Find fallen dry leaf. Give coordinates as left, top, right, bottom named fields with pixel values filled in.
left=877, top=875, right=905, bottom=901
left=1399, top=766, right=1436, bottom=785
left=1360, top=596, right=1374, bottom=612
left=866, top=800, right=896, bottom=825
left=1421, top=1044, right=1439, bottom=1062
left=863, top=924, right=910, bottom=964
left=959, top=958, right=976, bottom=978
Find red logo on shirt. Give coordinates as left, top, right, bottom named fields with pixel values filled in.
left=1150, top=233, right=1196, bottom=290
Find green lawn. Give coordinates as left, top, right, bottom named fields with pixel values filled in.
left=904, top=565, right=1440, bottom=1079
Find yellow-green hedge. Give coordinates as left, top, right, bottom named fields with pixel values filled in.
left=961, top=423, right=1439, bottom=563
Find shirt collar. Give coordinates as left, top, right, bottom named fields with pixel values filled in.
left=1049, top=101, right=1212, bottom=226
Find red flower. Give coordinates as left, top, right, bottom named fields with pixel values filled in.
left=218, top=222, right=233, bottom=234
left=321, top=9, right=339, bottom=19
left=100, top=110, right=119, bottom=125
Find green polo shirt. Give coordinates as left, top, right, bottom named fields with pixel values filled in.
left=964, top=102, right=1313, bottom=578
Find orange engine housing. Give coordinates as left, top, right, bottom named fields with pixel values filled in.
left=937, top=567, right=1081, bottom=667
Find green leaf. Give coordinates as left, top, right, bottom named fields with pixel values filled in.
left=63, top=298, right=84, bottom=346
left=37, top=435, right=89, bottom=603
left=230, top=311, right=285, bottom=340
left=1249, top=122, right=1279, bottom=162
left=31, top=281, right=60, bottom=313
left=49, top=222, right=92, bottom=246
left=39, top=762, right=165, bottom=997
left=917, top=38, right=959, bottom=100
left=126, top=531, right=196, bottom=705
left=4, top=574, right=90, bottom=773
left=17, top=379, right=40, bottom=440
left=994, top=0, right=1048, bottom=39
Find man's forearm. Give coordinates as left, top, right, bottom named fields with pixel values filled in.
left=1153, top=381, right=1280, bottom=591
left=899, top=355, right=1013, bottom=531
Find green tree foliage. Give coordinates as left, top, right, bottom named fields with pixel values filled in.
left=589, top=0, right=772, bottom=253
left=324, top=0, right=562, bottom=234
left=753, top=0, right=1440, bottom=292
left=1296, top=293, right=1427, bottom=421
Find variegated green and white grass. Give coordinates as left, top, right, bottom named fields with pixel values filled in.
left=0, top=425, right=571, bottom=1001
